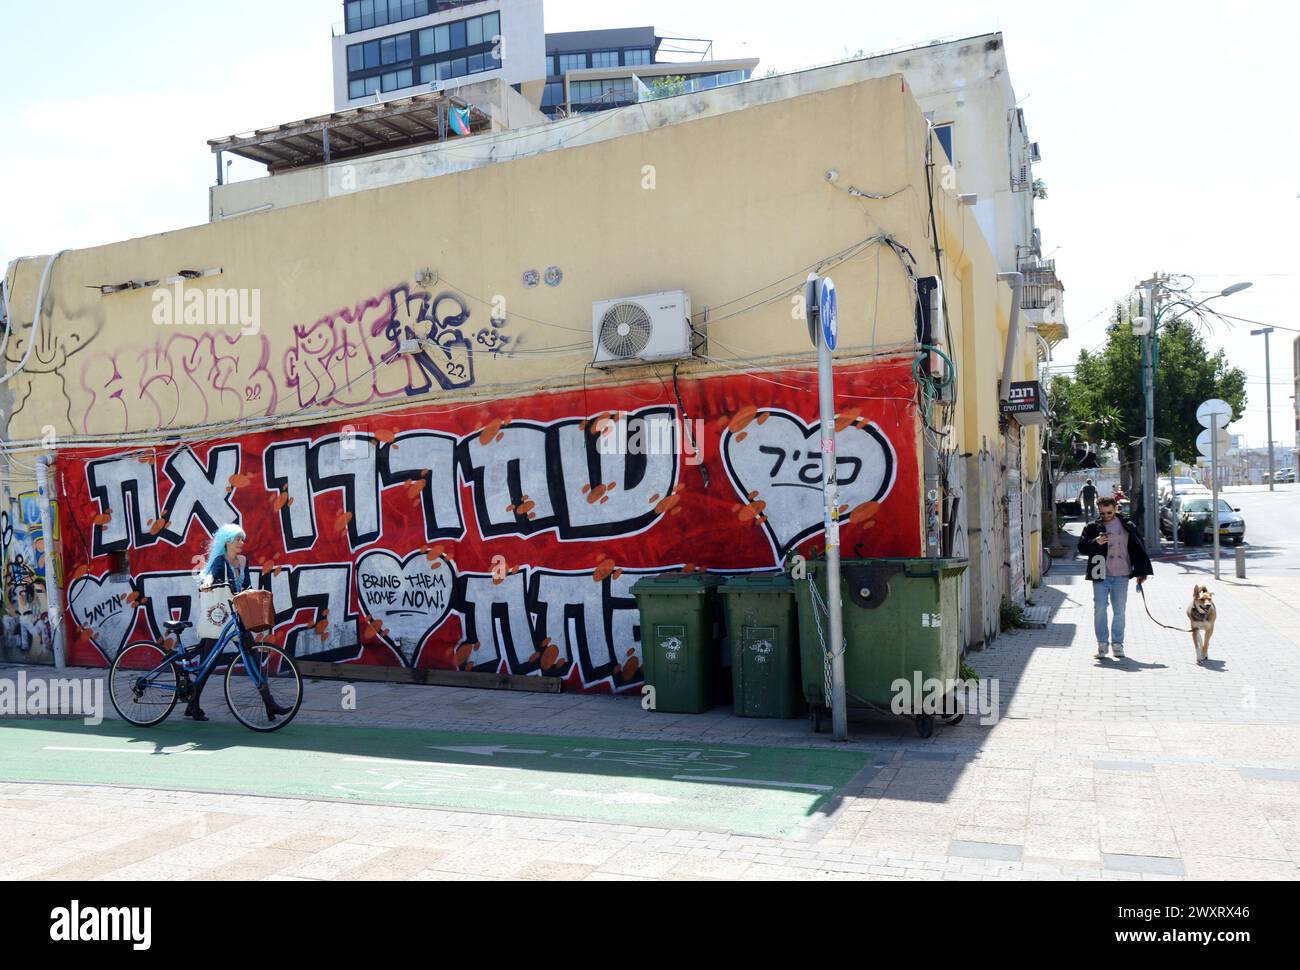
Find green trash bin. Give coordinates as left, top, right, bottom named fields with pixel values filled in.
left=720, top=574, right=803, bottom=719
left=794, top=558, right=968, bottom=737
left=632, top=573, right=726, bottom=714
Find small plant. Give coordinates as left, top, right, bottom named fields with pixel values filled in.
left=959, top=661, right=981, bottom=684
left=645, top=75, right=687, bottom=100
left=1001, top=598, right=1029, bottom=630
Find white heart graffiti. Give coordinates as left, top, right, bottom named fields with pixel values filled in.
left=355, top=551, right=457, bottom=667
left=68, top=574, right=138, bottom=661
left=722, top=409, right=897, bottom=557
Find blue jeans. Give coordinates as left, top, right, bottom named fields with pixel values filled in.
left=1093, top=576, right=1130, bottom=646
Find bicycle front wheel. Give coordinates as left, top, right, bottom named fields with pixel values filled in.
left=108, top=641, right=181, bottom=728
left=224, top=644, right=302, bottom=733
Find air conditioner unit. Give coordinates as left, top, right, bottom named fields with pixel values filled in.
left=592, top=291, right=694, bottom=368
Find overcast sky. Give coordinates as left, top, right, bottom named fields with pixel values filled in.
left=2, top=0, right=1296, bottom=449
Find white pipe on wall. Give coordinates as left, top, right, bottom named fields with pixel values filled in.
left=0, top=250, right=68, bottom=387
left=998, top=271, right=1024, bottom=403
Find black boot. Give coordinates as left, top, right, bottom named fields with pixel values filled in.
left=259, top=685, right=293, bottom=719
left=183, top=674, right=208, bottom=721
left=184, top=700, right=209, bottom=722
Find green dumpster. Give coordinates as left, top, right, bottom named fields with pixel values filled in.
left=794, top=558, right=969, bottom=737
left=632, top=573, right=726, bottom=714
left=720, top=574, right=803, bottom=719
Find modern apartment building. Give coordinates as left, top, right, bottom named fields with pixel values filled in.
left=332, top=0, right=546, bottom=110
left=542, top=26, right=757, bottom=116
left=332, top=1, right=758, bottom=116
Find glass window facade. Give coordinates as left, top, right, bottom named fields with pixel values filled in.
left=571, top=78, right=634, bottom=105
left=345, top=0, right=478, bottom=34
left=548, top=45, right=657, bottom=81
left=346, top=7, right=503, bottom=99
left=542, top=81, right=565, bottom=107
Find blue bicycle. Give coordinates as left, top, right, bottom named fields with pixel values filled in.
left=108, top=586, right=302, bottom=733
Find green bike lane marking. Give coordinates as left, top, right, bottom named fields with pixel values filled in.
left=0, top=721, right=872, bottom=839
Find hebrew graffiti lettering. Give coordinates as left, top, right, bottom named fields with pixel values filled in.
left=722, top=409, right=897, bottom=556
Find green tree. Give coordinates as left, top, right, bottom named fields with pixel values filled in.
left=1046, top=374, right=1119, bottom=473
left=1072, top=307, right=1247, bottom=477
left=645, top=75, right=687, bottom=100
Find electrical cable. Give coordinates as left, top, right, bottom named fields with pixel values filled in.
left=672, top=363, right=709, bottom=488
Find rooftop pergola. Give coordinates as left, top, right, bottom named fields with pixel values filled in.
left=208, top=92, right=492, bottom=177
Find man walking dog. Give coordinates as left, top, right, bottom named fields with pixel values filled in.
left=1078, top=497, right=1153, bottom=660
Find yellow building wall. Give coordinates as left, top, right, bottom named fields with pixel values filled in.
left=2, top=76, right=1026, bottom=449
left=1, top=73, right=1033, bottom=663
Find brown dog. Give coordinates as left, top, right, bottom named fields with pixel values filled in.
left=1188, top=585, right=1217, bottom=665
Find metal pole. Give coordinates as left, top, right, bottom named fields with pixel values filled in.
left=1211, top=413, right=1221, bottom=581
left=1253, top=328, right=1276, bottom=491
left=1170, top=452, right=1179, bottom=555
left=811, top=274, right=848, bottom=743
left=36, top=454, right=67, bottom=669
left=1143, top=279, right=1161, bottom=551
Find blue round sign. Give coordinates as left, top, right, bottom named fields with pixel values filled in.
left=819, top=278, right=839, bottom=351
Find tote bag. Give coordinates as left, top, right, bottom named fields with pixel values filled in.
left=198, top=586, right=235, bottom=641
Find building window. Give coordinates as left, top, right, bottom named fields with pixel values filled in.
left=547, top=55, right=557, bottom=77
left=571, top=78, right=634, bottom=105
left=592, top=50, right=619, bottom=68
left=625, top=48, right=651, bottom=66
left=559, top=53, right=587, bottom=73
left=542, top=81, right=564, bottom=107
left=351, top=9, right=503, bottom=98
left=933, top=123, right=954, bottom=162
left=346, top=0, right=432, bottom=33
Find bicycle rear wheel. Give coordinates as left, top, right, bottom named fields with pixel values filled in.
left=224, top=644, right=302, bottom=733
left=108, top=641, right=181, bottom=727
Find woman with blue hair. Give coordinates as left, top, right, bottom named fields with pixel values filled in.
left=202, top=524, right=251, bottom=593
left=184, top=525, right=292, bottom=722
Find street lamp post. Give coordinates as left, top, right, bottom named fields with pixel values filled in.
left=1252, top=326, right=1276, bottom=492
left=1136, top=277, right=1252, bottom=551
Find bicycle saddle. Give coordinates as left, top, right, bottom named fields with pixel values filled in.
left=164, top=620, right=193, bottom=634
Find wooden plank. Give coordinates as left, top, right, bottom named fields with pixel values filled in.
left=296, top=661, right=563, bottom=694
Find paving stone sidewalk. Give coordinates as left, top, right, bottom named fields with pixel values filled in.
left=3, top=530, right=1300, bottom=881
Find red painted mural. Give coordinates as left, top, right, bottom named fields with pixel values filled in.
left=56, top=359, right=922, bottom=694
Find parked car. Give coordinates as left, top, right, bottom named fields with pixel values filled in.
left=1159, top=476, right=1204, bottom=503
left=1274, top=468, right=1296, bottom=484
left=1160, top=496, right=1247, bottom=545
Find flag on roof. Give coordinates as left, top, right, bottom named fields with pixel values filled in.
left=448, top=106, right=472, bottom=136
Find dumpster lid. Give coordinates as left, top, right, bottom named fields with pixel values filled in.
left=631, top=572, right=728, bottom=593
left=813, top=557, right=969, bottom=577
left=721, top=572, right=794, bottom=593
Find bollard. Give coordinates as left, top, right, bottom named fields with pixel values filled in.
left=1235, top=545, right=1247, bottom=579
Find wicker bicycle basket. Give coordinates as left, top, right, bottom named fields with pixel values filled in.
left=233, top=590, right=275, bottom=633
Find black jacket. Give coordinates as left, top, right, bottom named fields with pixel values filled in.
left=207, top=555, right=251, bottom=593
left=1078, top=516, right=1153, bottom=583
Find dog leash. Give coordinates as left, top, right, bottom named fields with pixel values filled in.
left=1138, top=585, right=1193, bottom=634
